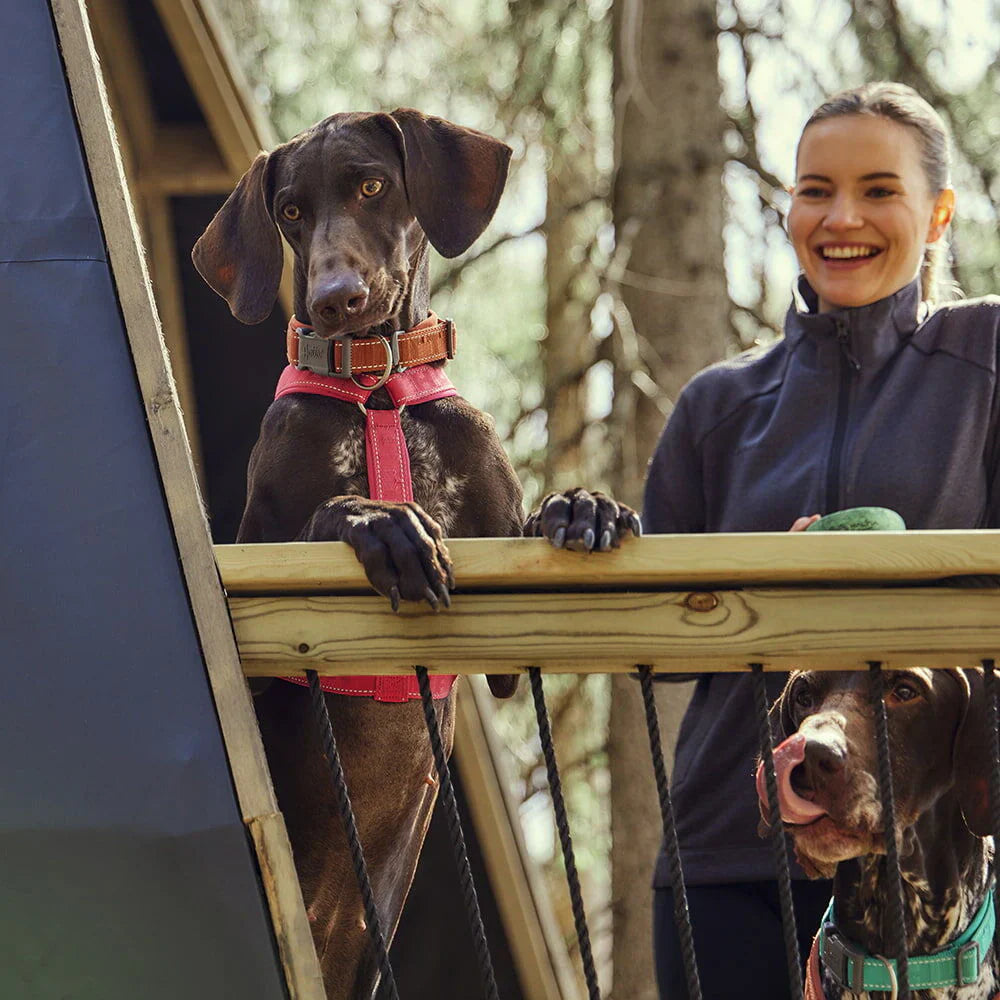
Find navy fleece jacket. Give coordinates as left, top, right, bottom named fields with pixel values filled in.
left=644, top=277, right=1000, bottom=886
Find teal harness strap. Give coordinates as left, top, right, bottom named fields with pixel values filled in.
left=818, top=890, right=995, bottom=993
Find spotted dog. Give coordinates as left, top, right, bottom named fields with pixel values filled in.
left=760, top=668, right=997, bottom=1000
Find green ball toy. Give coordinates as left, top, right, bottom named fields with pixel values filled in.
left=805, top=506, right=906, bottom=532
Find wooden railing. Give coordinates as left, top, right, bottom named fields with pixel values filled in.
left=215, top=531, right=1000, bottom=677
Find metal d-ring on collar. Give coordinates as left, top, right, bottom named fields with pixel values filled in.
left=296, top=328, right=401, bottom=387
left=352, top=333, right=397, bottom=390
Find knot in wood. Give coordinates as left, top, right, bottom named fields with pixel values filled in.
left=684, top=592, right=719, bottom=613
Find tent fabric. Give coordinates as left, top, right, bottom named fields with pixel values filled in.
left=0, top=3, right=289, bottom=995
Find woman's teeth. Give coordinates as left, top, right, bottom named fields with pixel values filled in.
left=820, top=246, right=881, bottom=260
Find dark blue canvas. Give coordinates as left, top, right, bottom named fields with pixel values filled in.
left=0, top=3, right=289, bottom=996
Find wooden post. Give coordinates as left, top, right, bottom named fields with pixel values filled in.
left=49, top=2, right=324, bottom=995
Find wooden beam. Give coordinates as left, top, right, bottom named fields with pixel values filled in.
left=152, top=0, right=274, bottom=171
left=50, top=3, right=324, bottom=995
left=139, top=123, right=233, bottom=194
left=215, top=531, right=1000, bottom=595
left=228, top=585, right=1000, bottom=676
left=144, top=193, right=206, bottom=488
left=87, top=0, right=157, bottom=159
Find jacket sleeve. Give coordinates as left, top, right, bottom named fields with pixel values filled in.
left=642, top=390, right=707, bottom=682
left=642, top=390, right=706, bottom=535
left=985, top=318, right=1000, bottom=529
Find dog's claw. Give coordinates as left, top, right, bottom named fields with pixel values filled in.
left=438, top=584, right=451, bottom=609
left=423, top=586, right=440, bottom=611
left=600, top=529, right=612, bottom=551
left=630, top=513, right=642, bottom=537
left=583, top=528, right=595, bottom=551
left=390, top=586, right=401, bottom=613
left=552, top=526, right=567, bottom=549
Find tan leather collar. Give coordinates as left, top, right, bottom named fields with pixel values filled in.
left=286, top=312, right=455, bottom=375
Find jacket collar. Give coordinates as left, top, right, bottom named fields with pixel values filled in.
left=785, top=277, right=925, bottom=371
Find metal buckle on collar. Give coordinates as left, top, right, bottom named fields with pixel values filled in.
left=957, top=940, right=980, bottom=988
left=296, top=330, right=400, bottom=386
left=296, top=330, right=344, bottom=376
left=445, top=317, right=456, bottom=359
left=823, top=925, right=867, bottom=994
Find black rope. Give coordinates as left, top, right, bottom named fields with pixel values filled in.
left=637, top=666, right=702, bottom=1000
left=750, top=664, right=803, bottom=1000
left=868, top=661, right=910, bottom=998
left=982, top=658, right=1000, bottom=965
left=528, top=667, right=602, bottom=1000
left=414, top=667, right=500, bottom=1000
left=305, top=670, right=399, bottom=1000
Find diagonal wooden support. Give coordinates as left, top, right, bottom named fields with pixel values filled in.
left=51, top=2, right=323, bottom=993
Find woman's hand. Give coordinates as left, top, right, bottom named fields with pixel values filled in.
left=789, top=514, right=821, bottom=532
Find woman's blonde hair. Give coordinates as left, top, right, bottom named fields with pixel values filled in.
left=800, top=82, right=954, bottom=303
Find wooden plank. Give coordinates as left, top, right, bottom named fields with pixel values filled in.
left=215, top=531, right=1000, bottom=595
left=49, top=3, right=324, bottom=995
left=228, top=586, right=1000, bottom=676
left=144, top=193, right=206, bottom=489
left=455, top=681, right=581, bottom=1000
left=152, top=0, right=270, bottom=171
left=87, top=0, right=157, bottom=159
left=248, top=813, right=327, bottom=999
left=139, top=123, right=233, bottom=194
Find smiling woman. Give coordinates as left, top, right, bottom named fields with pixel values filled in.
left=643, top=81, right=1000, bottom=1000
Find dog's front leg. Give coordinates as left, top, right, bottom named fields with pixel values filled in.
left=525, top=487, right=642, bottom=550
left=300, top=495, right=454, bottom=611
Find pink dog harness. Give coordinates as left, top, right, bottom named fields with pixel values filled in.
left=279, top=313, right=459, bottom=702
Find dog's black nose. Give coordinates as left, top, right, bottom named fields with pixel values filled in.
left=804, top=737, right=847, bottom=777
left=310, top=274, right=370, bottom=325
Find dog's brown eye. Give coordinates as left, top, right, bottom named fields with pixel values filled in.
left=281, top=204, right=301, bottom=221
left=360, top=179, right=384, bottom=198
left=793, top=685, right=814, bottom=710
left=892, top=681, right=920, bottom=703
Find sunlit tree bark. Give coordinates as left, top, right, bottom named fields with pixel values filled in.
left=608, top=0, right=730, bottom=995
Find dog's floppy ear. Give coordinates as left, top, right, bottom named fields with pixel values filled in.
left=387, top=108, right=512, bottom=258
left=950, top=667, right=993, bottom=836
left=192, top=152, right=283, bottom=324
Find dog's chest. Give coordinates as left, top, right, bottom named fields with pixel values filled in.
left=326, top=412, right=466, bottom=533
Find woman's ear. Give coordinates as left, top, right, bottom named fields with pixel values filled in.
left=927, top=187, right=955, bottom=243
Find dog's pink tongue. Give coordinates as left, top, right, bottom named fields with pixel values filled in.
left=756, top=733, right=828, bottom=826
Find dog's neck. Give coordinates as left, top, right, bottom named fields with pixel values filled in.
left=831, top=798, right=992, bottom=964
left=292, top=238, right=432, bottom=336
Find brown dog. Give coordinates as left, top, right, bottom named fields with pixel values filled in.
left=761, top=668, right=995, bottom=999
left=193, top=109, right=637, bottom=998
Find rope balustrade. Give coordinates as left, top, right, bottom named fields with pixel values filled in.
left=528, top=666, right=603, bottom=1000
left=414, top=666, right=500, bottom=1000
left=869, top=662, right=910, bottom=998
left=216, top=535, right=1000, bottom=999
left=983, top=658, right=1000, bottom=966
left=638, top=665, right=703, bottom=1000
left=305, top=669, right=400, bottom=1000
left=751, top=663, right=804, bottom=1000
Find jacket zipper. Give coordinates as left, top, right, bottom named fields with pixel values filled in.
left=825, top=318, right=861, bottom=514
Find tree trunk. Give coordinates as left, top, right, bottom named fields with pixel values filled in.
left=543, top=132, right=602, bottom=489
left=610, top=0, right=730, bottom=508
left=609, top=0, right=730, bottom=997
